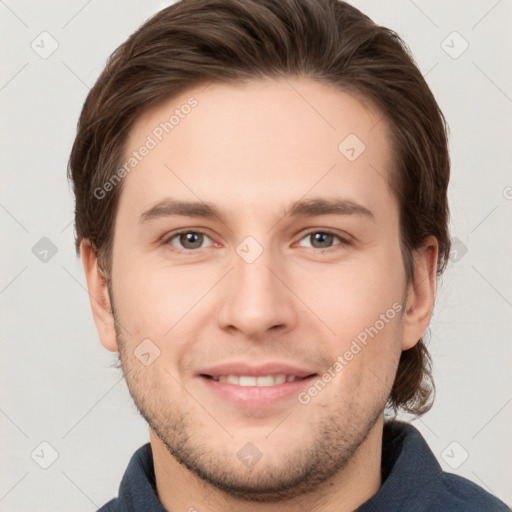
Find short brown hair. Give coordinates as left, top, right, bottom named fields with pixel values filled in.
left=68, top=0, right=450, bottom=416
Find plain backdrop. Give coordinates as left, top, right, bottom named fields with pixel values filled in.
left=1, top=0, right=511, bottom=510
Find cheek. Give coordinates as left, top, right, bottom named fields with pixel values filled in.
left=295, top=249, right=405, bottom=393
left=299, top=255, right=404, bottom=340
left=112, top=253, right=222, bottom=341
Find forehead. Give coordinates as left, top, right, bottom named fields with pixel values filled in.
left=118, top=77, right=396, bottom=225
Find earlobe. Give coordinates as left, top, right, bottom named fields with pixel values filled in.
left=401, top=236, right=438, bottom=351
left=80, top=240, right=119, bottom=352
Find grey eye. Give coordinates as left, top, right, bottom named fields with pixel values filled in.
left=167, top=231, right=213, bottom=251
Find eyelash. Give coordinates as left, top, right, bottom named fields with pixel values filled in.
left=163, top=228, right=351, bottom=253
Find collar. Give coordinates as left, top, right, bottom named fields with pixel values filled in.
left=104, top=420, right=506, bottom=511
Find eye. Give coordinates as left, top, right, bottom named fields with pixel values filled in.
left=165, top=230, right=215, bottom=251
left=297, top=230, right=350, bottom=250
left=163, top=228, right=350, bottom=253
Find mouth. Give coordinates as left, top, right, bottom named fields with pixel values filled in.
left=200, top=373, right=314, bottom=386
left=198, top=371, right=318, bottom=408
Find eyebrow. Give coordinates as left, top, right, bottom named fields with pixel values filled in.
left=139, top=197, right=375, bottom=224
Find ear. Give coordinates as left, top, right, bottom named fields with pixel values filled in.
left=80, top=240, right=118, bottom=352
left=401, top=236, right=438, bottom=351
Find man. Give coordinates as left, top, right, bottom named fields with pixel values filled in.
left=68, top=0, right=509, bottom=510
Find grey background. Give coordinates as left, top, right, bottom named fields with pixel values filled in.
left=1, top=0, right=511, bottom=510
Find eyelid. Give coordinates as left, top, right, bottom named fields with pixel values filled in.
left=163, top=228, right=217, bottom=251
left=163, top=227, right=353, bottom=253
left=296, top=228, right=352, bottom=248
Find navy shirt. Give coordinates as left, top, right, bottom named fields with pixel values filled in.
left=97, top=421, right=509, bottom=511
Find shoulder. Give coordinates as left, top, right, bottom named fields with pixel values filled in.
left=370, top=421, right=510, bottom=511
left=94, top=442, right=165, bottom=512
left=96, top=498, right=118, bottom=512
left=431, top=471, right=510, bottom=511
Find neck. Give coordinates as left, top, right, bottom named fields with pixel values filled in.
left=150, top=415, right=384, bottom=512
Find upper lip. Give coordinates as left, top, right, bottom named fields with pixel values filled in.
left=198, top=362, right=317, bottom=378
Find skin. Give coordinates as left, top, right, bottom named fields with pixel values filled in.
left=81, top=77, right=438, bottom=512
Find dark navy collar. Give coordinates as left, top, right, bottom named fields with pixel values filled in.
left=98, top=420, right=508, bottom=511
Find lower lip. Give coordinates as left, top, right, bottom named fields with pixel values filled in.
left=198, top=375, right=316, bottom=408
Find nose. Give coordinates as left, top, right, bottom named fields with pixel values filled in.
left=215, top=243, right=298, bottom=340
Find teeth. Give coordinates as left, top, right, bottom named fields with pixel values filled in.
left=210, top=374, right=297, bottom=386
left=239, top=376, right=257, bottom=386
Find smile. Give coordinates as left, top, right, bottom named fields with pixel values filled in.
left=204, top=374, right=307, bottom=386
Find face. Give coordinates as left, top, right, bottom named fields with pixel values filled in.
left=104, top=77, right=413, bottom=500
